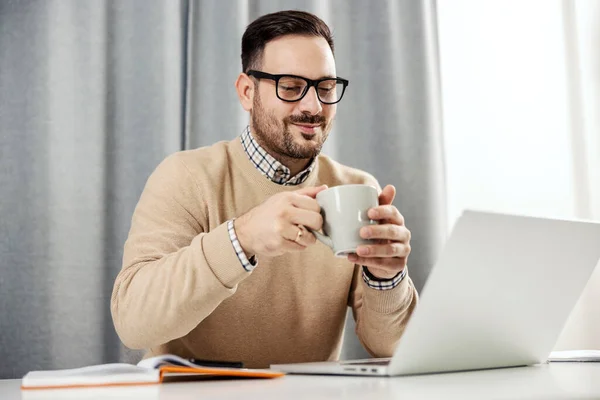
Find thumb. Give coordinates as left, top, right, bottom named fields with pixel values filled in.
left=378, top=184, right=396, bottom=205
left=295, top=184, right=328, bottom=198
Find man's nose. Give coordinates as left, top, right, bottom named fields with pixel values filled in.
left=298, top=86, right=323, bottom=115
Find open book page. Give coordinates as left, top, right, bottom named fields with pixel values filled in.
left=22, top=364, right=160, bottom=389
left=22, top=355, right=285, bottom=389
left=548, top=350, right=600, bottom=362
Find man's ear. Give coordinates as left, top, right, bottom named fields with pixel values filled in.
left=235, top=73, right=254, bottom=112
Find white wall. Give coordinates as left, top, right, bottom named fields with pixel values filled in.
left=437, top=0, right=600, bottom=350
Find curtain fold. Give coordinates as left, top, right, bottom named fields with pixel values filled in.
left=553, top=0, right=600, bottom=351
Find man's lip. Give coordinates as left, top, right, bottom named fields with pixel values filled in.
left=292, top=123, right=321, bottom=128
left=293, top=123, right=320, bottom=135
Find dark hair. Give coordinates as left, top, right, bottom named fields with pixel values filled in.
left=241, top=10, right=334, bottom=73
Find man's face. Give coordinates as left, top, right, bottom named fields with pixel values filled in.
left=250, top=35, right=337, bottom=160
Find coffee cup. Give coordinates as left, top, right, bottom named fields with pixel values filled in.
left=310, top=184, right=379, bottom=257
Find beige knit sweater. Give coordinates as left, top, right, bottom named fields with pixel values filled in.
left=110, top=137, right=418, bottom=368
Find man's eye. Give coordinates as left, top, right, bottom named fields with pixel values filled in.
left=281, top=86, right=302, bottom=92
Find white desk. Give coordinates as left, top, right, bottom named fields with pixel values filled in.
left=3, top=363, right=600, bottom=400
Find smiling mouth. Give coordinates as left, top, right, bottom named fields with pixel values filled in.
left=292, top=123, right=320, bottom=134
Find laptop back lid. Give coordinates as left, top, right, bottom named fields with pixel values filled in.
left=389, top=210, right=600, bottom=375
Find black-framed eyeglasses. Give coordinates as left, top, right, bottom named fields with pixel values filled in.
left=246, top=70, right=349, bottom=104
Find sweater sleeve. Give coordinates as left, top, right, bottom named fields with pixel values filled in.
left=343, top=172, right=419, bottom=356
left=347, top=264, right=419, bottom=357
left=110, top=155, right=251, bottom=349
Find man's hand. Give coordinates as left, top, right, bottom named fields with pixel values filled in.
left=235, top=185, right=328, bottom=258
left=348, top=185, right=411, bottom=280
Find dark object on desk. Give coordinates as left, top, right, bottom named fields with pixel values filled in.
left=189, top=359, right=244, bottom=369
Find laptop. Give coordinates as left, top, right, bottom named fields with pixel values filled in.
left=271, top=210, right=600, bottom=376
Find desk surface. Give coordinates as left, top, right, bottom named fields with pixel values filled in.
left=3, top=363, right=600, bottom=400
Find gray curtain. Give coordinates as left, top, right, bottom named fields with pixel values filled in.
left=0, top=0, right=185, bottom=378
left=0, top=0, right=445, bottom=379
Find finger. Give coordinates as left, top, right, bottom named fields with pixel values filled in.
left=290, top=193, right=321, bottom=213
left=289, top=208, right=323, bottom=231
left=360, top=224, right=410, bottom=242
left=356, top=242, right=411, bottom=258
left=294, top=184, right=328, bottom=199
left=368, top=205, right=404, bottom=225
left=296, top=225, right=317, bottom=246
left=269, top=225, right=307, bottom=252
left=281, top=239, right=307, bottom=252
left=378, top=184, right=396, bottom=206
left=280, top=224, right=309, bottom=249
left=347, top=255, right=406, bottom=271
left=282, top=224, right=316, bottom=247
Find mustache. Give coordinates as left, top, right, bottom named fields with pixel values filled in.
left=286, top=114, right=326, bottom=125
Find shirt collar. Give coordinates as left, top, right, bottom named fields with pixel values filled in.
left=240, top=126, right=316, bottom=185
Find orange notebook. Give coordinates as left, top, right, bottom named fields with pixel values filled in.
left=21, top=354, right=284, bottom=390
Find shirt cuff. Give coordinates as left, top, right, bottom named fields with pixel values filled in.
left=362, top=266, right=407, bottom=290
left=227, top=219, right=258, bottom=272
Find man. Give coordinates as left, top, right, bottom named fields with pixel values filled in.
left=111, top=10, right=418, bottom=368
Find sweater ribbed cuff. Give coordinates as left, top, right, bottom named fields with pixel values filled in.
left=362, top=273, right=414, bottom=314
left=201, top=221, right=252, bottom=288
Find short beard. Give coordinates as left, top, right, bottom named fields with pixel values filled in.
left=250, top=90, right=330, bottom=160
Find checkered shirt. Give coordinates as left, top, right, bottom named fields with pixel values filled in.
left=240, top=126, right=315, bottom=185
left=228, top=126, right=405, bottom=289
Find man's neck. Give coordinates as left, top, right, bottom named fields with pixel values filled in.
left=277, top=155, right=312, bottom=177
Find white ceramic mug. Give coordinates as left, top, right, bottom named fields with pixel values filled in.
left=311, top=184, right=379, bottom=257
